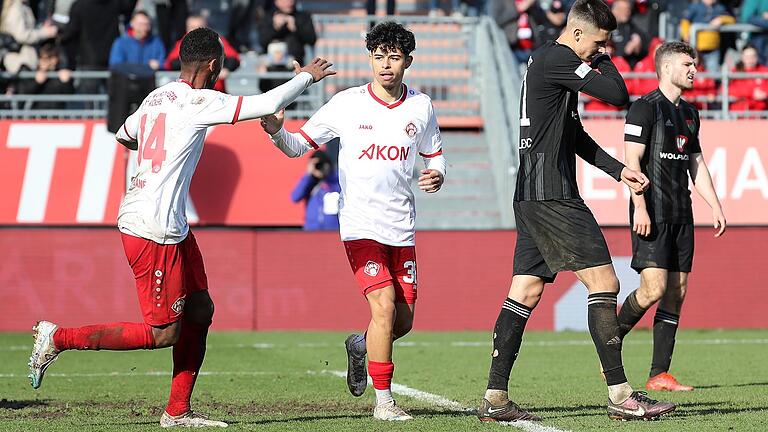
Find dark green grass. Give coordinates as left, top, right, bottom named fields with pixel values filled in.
left=1, top=329, right=766, bottom=431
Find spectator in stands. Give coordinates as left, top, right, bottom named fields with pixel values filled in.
left=228, top=0, right=260, bottom=52
left=491, top=0, right=538, bottom=64
left=154, top=0, right=188, bottom=52
left=729, top=44, right=768, bottom=111
left=741, top=0, right=768, bottom=63
left=530, top=0, right=566, bottom=50
left=257, top=0, right=316, bottom=66
left=0, top=0, right=58, bottom=73
left=109, top=11, right=166, bottom=71
left=367, top=0, right=395, bottom=16
left=430, top=0, right=487, bottom=17
left=631, top=0, right=662, bottom=39
left=680, top=0, right=734, bottom=73
left=164, top=13, right=240, bottom=92
left=631, top=36, right=664, bottom=96
left=16, top=42, right=74, bottom=109
left=611, top=0, right=648, bottom=68
left=291, top=150, right=341, bottom=231
left=59, top=0, right=136, bottom=96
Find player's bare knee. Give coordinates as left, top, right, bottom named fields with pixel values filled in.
left=643, top=282, right=667, bottom=303
left=152, top=322, right=182, bottom=348
left=186, top=292, right=215, bottom=326
left=371, top=299, right=396, bottom=326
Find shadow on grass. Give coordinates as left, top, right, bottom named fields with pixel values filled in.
left=534, top=401, right=768, bottom=420
left=230, top=408, right=473, bottom=425
left=0, top=399, right=50, bottom=410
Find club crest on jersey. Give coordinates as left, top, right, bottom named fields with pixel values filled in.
left=364, top=261, right=380, bottom=277
left=675, top=135, right=688, bottom=153
left=405, top=122, right=417, bottom=138
left=171, top=298, right=186, bottom=314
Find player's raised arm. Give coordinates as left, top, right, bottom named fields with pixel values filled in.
left=581, top=54, right=630, bottom=107
left=235, top=58, right=335, bottom=122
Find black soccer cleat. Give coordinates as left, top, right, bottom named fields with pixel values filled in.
left=477, top=398, right=541, bottom=422
left=344, top=334, right=367, bottom=397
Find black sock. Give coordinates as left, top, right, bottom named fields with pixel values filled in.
left=587, top=292, right=627, bottom=386
left=650, top=309, right=680, bottom=377
left=617, top=290, right=649, bottom=338
left=486, top=298, right=532, bottom=391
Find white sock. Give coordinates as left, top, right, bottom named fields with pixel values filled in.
left=484, top=389, right=509, bottom=406
left=375, top=388, right=394, bottom=406
left=608, top=382, right=633, bottom=404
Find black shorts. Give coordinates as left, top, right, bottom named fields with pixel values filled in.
left=631, top=223, right=694, bottom=273
left=513, top=199, right=612, bottom=283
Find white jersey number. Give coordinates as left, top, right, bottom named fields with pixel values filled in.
left=403, top=260, right=417, bottom=284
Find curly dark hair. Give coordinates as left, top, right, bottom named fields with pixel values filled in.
left=365, top=21, right=415, bottom=56
left=180, top=27, right=223, bottom=65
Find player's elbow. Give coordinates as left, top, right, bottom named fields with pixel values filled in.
left=605, top=91, right=629, bottom=107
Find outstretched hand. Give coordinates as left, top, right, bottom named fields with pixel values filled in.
left=260, top=109, right=285, bottom=135
left=620, top=167, right=649, bottom=195
left=294, top=57, right=336, bottom=83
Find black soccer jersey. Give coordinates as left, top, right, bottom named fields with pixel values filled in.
left=624, top=89, right=702, bottom=224
left=514, top=41, right=626, bottom=201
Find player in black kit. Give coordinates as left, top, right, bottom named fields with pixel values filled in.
left=477, top=0, right=676, bottom=422
left=617, top=41, right=726, bottom=392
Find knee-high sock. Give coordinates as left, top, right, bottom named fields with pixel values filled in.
left=650, top=309, right=680, bottom=377
left=587, top=292, right=627, bottom=386
left=53, top=323, right=156, bottom=351
left=487, top=298, right=532, bottom=391
left=165, top=321, right=209, bottom=416
left=617, top=290, right=650, bottom=338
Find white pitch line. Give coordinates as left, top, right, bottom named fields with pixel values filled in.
left=322, top=370, right=570, bottom=432
left=0, top=371, right=291, bottom=378
left=4, top=338, right=768, bottom=352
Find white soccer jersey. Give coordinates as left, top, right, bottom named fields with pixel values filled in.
left=275, top=83, right=445, bottom=246
left=116, top=73, right=313, bottom=244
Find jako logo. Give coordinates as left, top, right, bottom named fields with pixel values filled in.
left=660, top=152, right=690, bottom=161
left=359, top=144, right=411, bottom=161
left=359, top=124, right=373, bottom=130
left=676, top=135, right=688, bottom=152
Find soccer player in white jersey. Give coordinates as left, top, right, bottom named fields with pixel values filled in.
left=261, top=21, right=446, bottom=421
left=27, top=27, right=334, bottom=428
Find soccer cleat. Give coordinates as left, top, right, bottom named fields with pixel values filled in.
left=28, top=320, right=60, bottom=389
left=646, top=372, right=694, bottom=392
left=477, top=398, right=541, bottom=422
left=607, top=391, right=676, bottom=421
left=160, top=411, right=228, bottom=428
left=373, top=401, right=413, bottom=421
left=344, top=334, right=367, bottom=397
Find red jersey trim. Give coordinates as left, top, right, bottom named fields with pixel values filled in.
left=419, top=149, right=443, bottom=158
left=299, top=129, right=319, bottom=149
left=122, top=124, right=136, bottom=141
left=367, top=83, right=408, bottom=109
left=177, top=79, right=193, bottom=88
left=231, top=96, right=243, bottom=124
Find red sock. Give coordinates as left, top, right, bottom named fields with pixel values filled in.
left=53, top=323, right=156, bottom=351
left=165, top=321, right=209, bottom=416
left=368, top=360, right=395, bottom=390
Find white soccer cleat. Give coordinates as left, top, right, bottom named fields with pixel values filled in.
left=28, top=320, right=60, bottom=389
left=373, top=401, right=414, bottom=421
left=160, top=411, right=228, bottom=428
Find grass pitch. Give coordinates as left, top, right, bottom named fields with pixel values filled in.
left=1, top=329, right=766, bottom=431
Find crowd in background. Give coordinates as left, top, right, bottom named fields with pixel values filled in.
left=0, top=0, right=765, bottom=112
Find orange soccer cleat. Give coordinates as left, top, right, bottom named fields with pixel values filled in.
left=646, top=372, right=694, bottom=392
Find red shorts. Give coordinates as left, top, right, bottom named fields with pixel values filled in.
left=121, top=231, right=208, bottom=326
left=343, top=239, right=417, bottom=304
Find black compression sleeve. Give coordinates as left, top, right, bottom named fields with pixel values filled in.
left=574, top=126, right=625, bottom=181
left=580, top=55, right=629, bottom=107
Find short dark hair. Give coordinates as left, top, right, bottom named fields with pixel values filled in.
left=180, top=27, right=223, bottom=65
left=365, top=21, right=415, bottom=56
left=38, top=42, right=59, bottom=59
left=569, top=0, right=617, bottom=32
left=654, top=41, right=696, bottom=76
